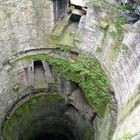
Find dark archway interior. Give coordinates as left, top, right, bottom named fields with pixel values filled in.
left=32, top=133, right=69, bottom=140
left=2, top=95, right=94, bottom=140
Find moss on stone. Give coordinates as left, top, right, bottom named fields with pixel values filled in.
left=59, top=27, right=75, bottom=48
left=59, top=46, right=72, bottom=52
left=109, top=16, right=128, bottom=62
left=42, top=94, right=64, bottom=103
left=50, top=14, right=77, bottom=52
left=109, top=44, right=119, bottom=63
left=42, top=3, right=49, bottom=9
left=51, top=16, right=70, bottom=39
left=121, top=44, right=129, bottom=52
left=2, top=95, right=65, bottom=140
left=118, top=3, right=133, bottom=12
left=15, top=110, right=23, bottom=118
left=96, top=47, right=103, bottom=53
left=74, top=30, right=82, bottom=42
left=13, top=53, right=111, bottom=117
left=85, top=128, right=94, bottom=140
left=12, top=84, right=20, bottom=92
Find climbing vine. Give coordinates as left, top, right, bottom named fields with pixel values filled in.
left=15, top=53, right=111, bottom=117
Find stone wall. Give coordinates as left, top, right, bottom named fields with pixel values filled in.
left=0, top=0, right=54, bottom=62
left=81, top=1, right=140, bottom=109
left=0, top=51, right=96, bottom=140
left=0, top=0, right=140, bottom=140
left=79, top=0, right=140, bottom=139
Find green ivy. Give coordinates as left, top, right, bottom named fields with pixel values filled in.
left=31, top=54, right=111, bottom=117
left=59, top=46, right=71, bottom=52
left=109, top=16, right=128, bottom=60
left=115, top=17, right=127, bottom=28
left=110, top=16, right=127, bottom=42
left=96, top=47, right=103, bottom=53
left=14, top=53, right=111, bottom=117
left=121, top=44, right=129, bottom=52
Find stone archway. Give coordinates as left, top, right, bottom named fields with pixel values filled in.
left=0, top=49, right=116, bottom=140
left=2, top=93, right=94, bottom=140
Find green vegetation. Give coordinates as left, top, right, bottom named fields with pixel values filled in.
left=93, top=3, right=102, bottom=12
left=109, top=16, right=128, bottom=61
left=12, top=84, right=20, bottom=92
left=42, top=3, right=49, bottom=9
left=85, top=128, right=94, bottom=140
left=90, top=0, right=128, bottom=62
left=96, top=47, right=103, bottom=53
left=16, top=54, right=111, bottom=117
left=91, top=0, right=102, bottom=12
left=58, top=26, right=75, bottom=50
left=121, top=44, right=129, bottom=51
left=51, top=16, right=69, bottom=39
left=43, top=94, right=64, bottom=103
left=115, top=17, right=127, bottom=28
left=59, top=46, right=72, bottom=52
left=75, top=31, right=82, bottom=42
left=118, top=3, right=133, bottom=12
left=2, top=95, right=65, bottom=140
left=110, top=17, right=127, bottom=42
left=109, top=44, right=119, bottom=62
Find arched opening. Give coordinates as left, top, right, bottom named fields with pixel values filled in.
left=2, top=94, right=94, bottom=140
left=0, top=52, right=116, bottom=140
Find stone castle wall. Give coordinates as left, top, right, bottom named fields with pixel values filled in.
left=80, top=1, right=140, bottom=139
left=0, top=0, right=140, bottom=139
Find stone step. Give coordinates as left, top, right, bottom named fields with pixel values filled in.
left=59, top=22, right=78, bottom=48
left=34, top=61, right=48, bottom=89
left=51, top=14, right=71, bottom=40
left=42, top=62, right=55, bottom=83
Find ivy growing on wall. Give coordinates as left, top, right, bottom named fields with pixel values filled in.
left=18, top=54, right=111, bottom=117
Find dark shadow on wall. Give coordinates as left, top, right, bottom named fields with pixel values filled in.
left=53, top=0, right=69, bottom=23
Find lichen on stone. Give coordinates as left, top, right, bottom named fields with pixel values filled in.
left=12, top=84, right=20, bottom=92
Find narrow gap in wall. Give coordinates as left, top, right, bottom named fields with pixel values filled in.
left=34, top=61, right=48, bottom=88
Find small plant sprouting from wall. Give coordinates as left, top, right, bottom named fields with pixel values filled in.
left=2, top=95, right=65, bottom=140
left=91, top=0, right=102, bottom=12
left=121, top=44, right=129, bottom=51
left=42, top=3, right=49, bottom=9
left=12, top=84, right=20, bottom=92
left=15, top=110, right=23, bottom=118
left=115, top=17, right=127, bottom=28
left=96, top=47, right=103, bottom=53
left=110, top=17, right=127, bottom=43
left=118, top=3, right=133, bottom=12
left=59, top=46, right=71, bottom=52
left=109, top=16, right=128, bottom=61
